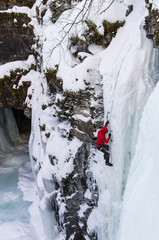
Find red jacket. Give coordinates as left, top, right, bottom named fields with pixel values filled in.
left=96, top=124, right=110, bottom=147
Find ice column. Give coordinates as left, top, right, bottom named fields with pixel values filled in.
left=0, top=108, right=19, bottom=156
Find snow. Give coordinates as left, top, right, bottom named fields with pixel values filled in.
left=1, top=0, right=159, bottom=239
left=84, top=189, right=92, bottom=199
left=43, top=136, right=82, bottom=180
left=41, top=0, right=128, bottom=79
left=72, top=113, right=91, bottom=121
left=0, top=55, right=35, bottom=79
left=0, top=6, right=31, bottom=15
left=88, top=0, right=127, bottom=30
left=87, top=207, right=103, bottom=233
left=29, top=0, right=157, bottom=239
left=78, top=203, right=89, bottom=218
left=149, top=0, right=159, bottom=9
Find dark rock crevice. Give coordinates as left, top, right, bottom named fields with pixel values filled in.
left=12, top=108, right=31, bottom=134
left=0, top=0, right=35, bottom=10
left=0, top=68, right=33, bottom=116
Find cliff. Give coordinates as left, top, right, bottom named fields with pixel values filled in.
left=0, top=0, right=158, bottom=240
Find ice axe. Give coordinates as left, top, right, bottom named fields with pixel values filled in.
left=106, top=111, right=110, bottom=122
left=109, top=130, right=113, bottom=142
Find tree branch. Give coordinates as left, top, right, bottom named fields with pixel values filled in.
left=100, top=0, right=115, bottom=15
left=45, top=0, right=93, bottom=66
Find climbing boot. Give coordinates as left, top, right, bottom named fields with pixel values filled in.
left=106, top=162, right=113, bottom=167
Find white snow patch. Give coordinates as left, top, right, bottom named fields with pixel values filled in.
left=87, top=207, right=103, bottom=233
left=78, top=203, right=89, bottom=218
left=84, top=189, right=92, bottom=199
left=0, top=55, right=35, bottom=79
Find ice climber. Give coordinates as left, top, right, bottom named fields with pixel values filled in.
left=96, top=121, right=113, bottom=166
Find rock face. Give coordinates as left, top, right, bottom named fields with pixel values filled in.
left=144, top=3, right=159, bottom=47
left=62, top=143, right=98, bottom=240
left=0, top=8, right=35, bottom=115
left=0, top=68, right=34, bottom=116
left=69, top=20, right=125, bottom=59
left=0, top=12, right=34, bottom=64
left=49, top=0, right=84, bottom=23
left=0, top=0, right=35, bottom=10
left=45, top=67, right=104, bottom=239
left=51, top=143, right=99, bottom=240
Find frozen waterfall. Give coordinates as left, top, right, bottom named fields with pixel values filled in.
left=0, top=108, right=19, bottom=156
left=94, top=0, right=158, bottom=239
left=118, top=79, right=159, bottom=240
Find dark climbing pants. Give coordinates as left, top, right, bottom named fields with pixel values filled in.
left=97, top=145, right=110, bottom=164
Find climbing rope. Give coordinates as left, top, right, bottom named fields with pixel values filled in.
left=106, top=43, right=133, bottom=122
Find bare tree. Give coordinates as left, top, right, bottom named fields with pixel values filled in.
left=42, top=0, right=117, bottom=66
left=47, top=0, right=93, bottom=58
